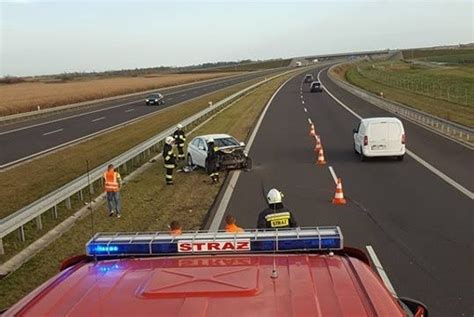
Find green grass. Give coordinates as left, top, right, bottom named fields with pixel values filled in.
left=0, top=78, right=265, bottom=221
left=344, top=61, right=474, bottom=127
left=402, top=48, right=474, bottom=61
left=0, top=73, right=293, bottom=311
left=0, top=77, right=272, bottom=266
left=188, top=59, right=292, bottom=73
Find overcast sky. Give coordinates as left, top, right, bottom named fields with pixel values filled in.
left=0, top=0, right=472, bottom=76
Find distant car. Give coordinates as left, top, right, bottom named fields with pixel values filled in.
left=187, top=134, right=252, bottom=170
left=145, top=93, right=164, bottom=105
left=310, top=81, right=323, bottom=92
left=295, top=61, right=302, bottom=67
left=304, top=74, right=314, bottom=83
left=353, top=117, right=406, bottom=161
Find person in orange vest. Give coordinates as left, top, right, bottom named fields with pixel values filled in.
left=225, top=214, right=244, bottom=233
left=103, top=164, right=122, bottom=218
left=169, top=220, right=182, bottom=235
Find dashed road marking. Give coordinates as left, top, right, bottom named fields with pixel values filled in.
left=92, top=116, right=106, bottom=122
left=302, top=100, right=305, bottom=104
left=366, top=245, right=398, bottom=297
left=304, top=108, right=307, bottom=113
left=328, top=166, right=338, bottom=184
left=125, top=108, right=135, bottom=113
left=42, top=128, right=63, bottom=136
left=318, top=68, right=474, bottom=200
left=308, top=118, right=313, bottom=125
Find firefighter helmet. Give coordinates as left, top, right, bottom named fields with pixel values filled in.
left=165, top=136, right=174, bottom=145
left=267, top=188, right=283, bottom=204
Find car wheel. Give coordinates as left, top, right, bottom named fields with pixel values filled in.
left=397, top=155, right=404, bottom=161
left=359, top=147, right=366, bottom=162
left=187, top=154, right=194, bottom=166
left=244, top=157, right=252, bottom=171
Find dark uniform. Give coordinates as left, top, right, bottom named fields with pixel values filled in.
left=257, top=204, right=297, bottom=229
left=173, top=128, right=186, bottom=161
left=206, top=141, right=220, bottom=183
left=163, top=143, right=176, bottom=185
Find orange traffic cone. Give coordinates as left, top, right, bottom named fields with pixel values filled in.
left=316, top=147, right=327, bottom=165
left=332, top=178, right=347, bottom=205
left=309, top=124, right=316, bottom=137
left=314, top=135, right=322, bottom=153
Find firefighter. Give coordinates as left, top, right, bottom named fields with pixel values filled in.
left=225, top=214, right=244, bottom=233
left=257, top=188, right=297, bottom=229
left=206, top=138, right=220, bottom=184
left=173, top=124, right=186, bottom=162
left=163, top=136, right=176, bottom=185
left=169, top=220, right=182, bottom=235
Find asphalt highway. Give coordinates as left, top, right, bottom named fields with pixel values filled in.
left=214, top=66, right=473, bottom=316
left=0, top=69, right=283, bottom=168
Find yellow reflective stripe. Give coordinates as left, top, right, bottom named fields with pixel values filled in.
left=266, top=215, right=290, bottom=221
left=270, top=219, right=289, bottom=227
left=265, top=212, right=290, bottom=220
left=165, top=156, right=170, bottom=160
left=164, top=164, right=175, bottom=168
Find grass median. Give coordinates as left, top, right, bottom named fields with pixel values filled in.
left=0, top=71, right=294, bottom=310
left=0, top=76, right=271, bottom=264
left=336, top=61, right=474, bottom=127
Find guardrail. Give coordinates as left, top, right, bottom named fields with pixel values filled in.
left=327, top=64, right=473, bottom=147
left=0, top=69, right=298, bottom=254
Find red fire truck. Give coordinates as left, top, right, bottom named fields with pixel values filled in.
left=3, top=227, right=428, bottom=316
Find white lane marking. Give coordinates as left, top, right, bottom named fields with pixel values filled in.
left=328, top=166, right=338, bottom=184
left=304, top=108, right=307, bottom=113
left=308, top=118, right=313, bottom=125
left=406, top=149, right=474, bottom=199
left=42, top=128, right=63, bottom=136
left=92, top=116, right=106, bottom=122
left=209, top=74, right=300, bottom=232
left=318, top=68, right=474, bottom=200
left=302, top=100, right=305, bottom=104
left=125, top=108, right=135, bottom=113
left=181, top=94, right=186, bottom=97
left=0, top=72, right=256, bottom=136
left=0, top=73, right=272, bottom=169
left=0, top=100, right=138, bottom=136
left=300, top=95, right=303, bottom=99
left=366, top=245, right=398, bottom=297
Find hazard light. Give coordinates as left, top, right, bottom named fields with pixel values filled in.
left=86, top=227, right=343, bottom=257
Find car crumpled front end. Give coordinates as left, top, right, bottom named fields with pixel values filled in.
left=217, top=146, right=251, bottom=169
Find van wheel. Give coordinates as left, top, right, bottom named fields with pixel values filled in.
left=359, top=147, right=366, bottom=162
left=396, top=155, right=404, bottom=161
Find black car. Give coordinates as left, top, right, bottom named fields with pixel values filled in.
left=145, top=93, right=164, bottom=105
left=304, top=74, right=314, bottom=83
left=310, top=81, right=323, bottom=92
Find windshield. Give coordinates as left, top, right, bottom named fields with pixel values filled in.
left=312, top=83, right=320, bottom=87
left=214, top=137, right=240, bottom=147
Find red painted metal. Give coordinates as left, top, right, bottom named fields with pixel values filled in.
left=5, top=254, right=406, bottom=317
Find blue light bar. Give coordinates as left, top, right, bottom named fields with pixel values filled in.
left=86, top=227, right=343, bottom=257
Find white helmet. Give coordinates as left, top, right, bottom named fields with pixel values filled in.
left=177, top=124, right=183, bottom=129
left=165, top=136, right=174, bottom=145
left=267, top=188, right=283, bottom=204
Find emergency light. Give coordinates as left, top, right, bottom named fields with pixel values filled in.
left=86, top=227, right=343, bottom=257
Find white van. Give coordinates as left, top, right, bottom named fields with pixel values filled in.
left=353, top=117, right=405, bottom=161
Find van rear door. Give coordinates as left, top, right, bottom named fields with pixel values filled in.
left=368, top=122, right=389, bottom=151
left=387, top=122, right=403, bottom=151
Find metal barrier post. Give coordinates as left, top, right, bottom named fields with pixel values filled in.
left=65, top=197, right=72, bottom=210
left=18, top=226, right=25, bottom=242
left=35, top=215, right=43, bottom=230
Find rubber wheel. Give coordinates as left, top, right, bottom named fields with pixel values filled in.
left=359, top=147, right=366, bottom=162
left=397, top=155, right=404, bottom=161
left=187, top=154, right=194, bottom=167
left=244, top=157, right=253, bottom=171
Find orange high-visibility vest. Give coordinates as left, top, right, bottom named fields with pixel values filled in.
left=225, top=223, right=244, bottom=233
left=170, top=228, right=182, bottom=235
left=104, top=170, right=120, bottom=192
